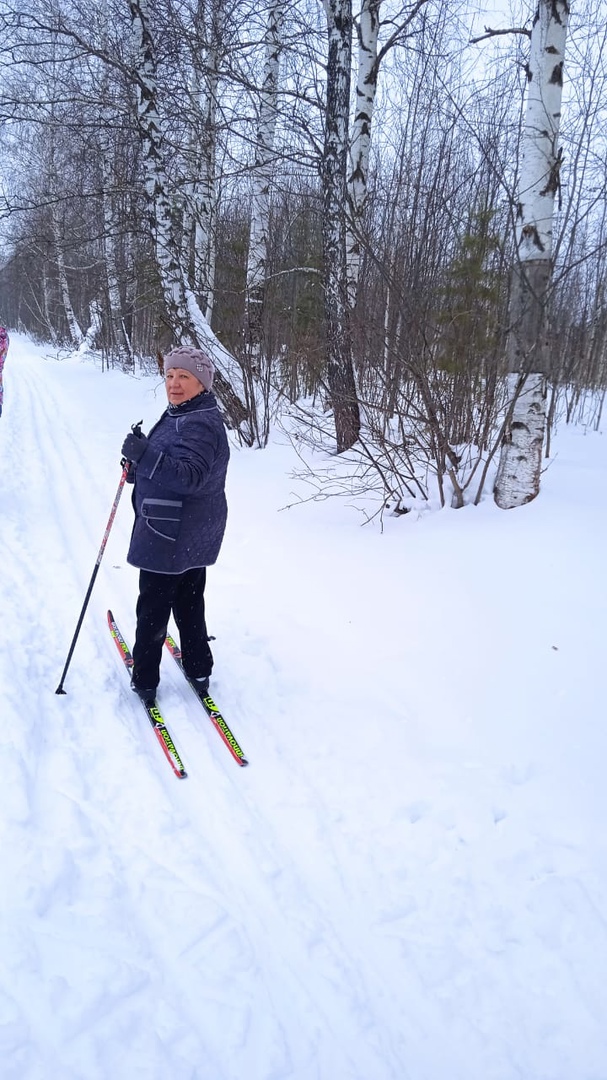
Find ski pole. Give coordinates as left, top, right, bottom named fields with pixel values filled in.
left=55, top=422, right=142, bottom=694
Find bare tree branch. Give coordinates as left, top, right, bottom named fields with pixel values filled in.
left=470, top=26, right=531, bottom=46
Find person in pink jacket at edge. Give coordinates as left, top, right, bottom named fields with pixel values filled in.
left=0, top=327, right=9, bottom=417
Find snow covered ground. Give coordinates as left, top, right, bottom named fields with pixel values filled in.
left=0, top=333, right=606, bottom=1080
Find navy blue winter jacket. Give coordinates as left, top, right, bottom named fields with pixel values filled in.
left=127, top=391, right=229, bottom=574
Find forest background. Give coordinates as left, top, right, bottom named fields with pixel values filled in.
left=0, top=0, right=604, bottom=515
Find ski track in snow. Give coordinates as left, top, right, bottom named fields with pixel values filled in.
left=1, top=337, right=607, bottom=1079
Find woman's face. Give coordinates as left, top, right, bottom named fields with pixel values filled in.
left=165, top=367, right=203, bottom=405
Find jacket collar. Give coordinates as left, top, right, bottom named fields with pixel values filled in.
left=167, top=391, right=215, bottom=416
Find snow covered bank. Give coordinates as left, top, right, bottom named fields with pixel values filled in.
left=0, top=335, right=605, bottom=1079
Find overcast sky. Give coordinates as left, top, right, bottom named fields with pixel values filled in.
left=469, top=0, right=528, bottom=34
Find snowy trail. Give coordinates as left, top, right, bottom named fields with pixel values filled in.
left=1, top=344, right=412, bottom=1079
left=1, top=338, right=607, bottom=1079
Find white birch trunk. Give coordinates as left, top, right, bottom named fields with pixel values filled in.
left=245, top=0, right=285, bottom=346
left=182, top=40, right=218, bottom=323
left=494, top=0, right=569, bottom=509
left=195, top=68, right=217, bottom=324
left=129, top=0, right=251, bottom=437
left=204, top=228, right=216, bottom=325
left=495, top=372, right=546, bottom=505
left=41, top=266, right=59, bottom=346
left=346, top=0, right=429, bottom=307
left=49, top=161, right=83, bottom=347
left=94, top=15, right=134, bottom=367
left=53, top=216, right=84, bottom=347
left=78, top=299, right=103, bottom=354
left=100, top=143, right=134, bottom=366
left=322, top=0, right=361, bottom=452
left=44, top=35, right=83, bottom=348
left=346, top=0, right=381, bottom=308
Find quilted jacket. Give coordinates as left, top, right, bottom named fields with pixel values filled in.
left=127, top=391, right=229, bottom=574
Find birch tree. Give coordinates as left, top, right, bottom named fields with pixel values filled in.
left=346, top=0, right=430, bottom=307
left=244, top=0, right=285, bottom=348
left=100, top=155, right=135, bottom=366
left=96, top=70, right=135, bottom=366
left=129, top=0, right=251, bottom=436
left=179, top=0, right=226, bottom=325
left=494, top=0, right=570, bottom=508
left=346, top=0, right=381, bottom=309
left=50, top=185, right=84, bottom=347
left=44, top=31, right=84, bottom=348
left=322, top=0, right=361, bottom=452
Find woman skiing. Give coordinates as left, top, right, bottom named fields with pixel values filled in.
left=0, top=326, right=10, bottom=417
left=120, top=346, right=229, bottom=704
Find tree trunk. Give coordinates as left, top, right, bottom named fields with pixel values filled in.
left=322, top=0, right=360, bottom=452
left=78, top=299, right=103, bottom=353
left=495, top=372, right=546, bottom=506
left=182, top=0, right=219, bottom=324
left=346, top=0, right=381, bottom=309
left=494, top=0, right=569, bottom=509
left=52, top=211, right=83, bottom=347
left=41, top=265, right=59, bottom=346
left=245, top=0, right=284, bottom=348
left=347, top=0, right=430, bottom=308
left=49, top=142, right=83, bottom=348
left=100, top=145, right=134, bottom=367
left=129, top=0, right=252, bottom=439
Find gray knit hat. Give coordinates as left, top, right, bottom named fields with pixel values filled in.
left=164, top=346, right=215, bottom=390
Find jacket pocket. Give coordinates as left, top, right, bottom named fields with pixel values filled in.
left=141, top=498, right=183, bottom=542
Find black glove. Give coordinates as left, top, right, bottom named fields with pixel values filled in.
left=121, top=431, right=148, bottom=463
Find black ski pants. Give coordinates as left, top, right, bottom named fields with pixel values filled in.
left=132, top=567, right=213, bottom=692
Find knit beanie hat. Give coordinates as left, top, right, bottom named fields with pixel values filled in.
left=164, top=346, right=215, bottom=391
